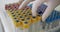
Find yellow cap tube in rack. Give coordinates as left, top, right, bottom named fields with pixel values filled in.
left=37, top=15, right=42, bottom=22
left=20, top=18, right=25, bottom=30
left=13, top=15, right=22, bottom=27
left=31, top=16, right=37, bottom=32
left=31, top=16, right=37, bottom=23
left=35, top=15, right=42, bottom=32
left=13, top=19, right=21, bottom=27
left=6, top=7, right=42, bottom=30
left=22, top=18, right=31, bottom=29
left=24, top=8, right=31, bottom=14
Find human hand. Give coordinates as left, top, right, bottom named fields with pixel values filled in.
left=19, top=0, right=33, bottom=9
left=19, top=0, right=60, bottom=22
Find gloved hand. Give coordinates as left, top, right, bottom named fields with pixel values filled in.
left=19, top=0, right=60, bottom=22
left=18, top=0, right=24, bottom=4
left=19, top=0, right=34, bottom=9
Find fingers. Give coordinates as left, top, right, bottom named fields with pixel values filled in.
left=19, top=0, right=32, bottom=9
left=42, top=0, right=60, bottom=21
left=32, top=0, right=45, bottom=16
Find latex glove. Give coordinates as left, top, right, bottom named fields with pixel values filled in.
left=19, top=0, right=34, bottom=9
left=19, top=0, right=60, bottom=22
left=18, top=0, right=24, bottom=4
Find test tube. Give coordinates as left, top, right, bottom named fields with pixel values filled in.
left=14, top=11, right=19, bottom=17
left=26, top=18, right=32, bottom=32
left=13, top=18, right=20, bottom=27
left=9, top=9, right=13, bottom=12
left=37, top=15, right=42, bottom=21
left=28, top=9, right=32, bottom=14
left=25, top=17, right=31, bottom=28
left=23, top=17, right=31, bottom=32
left=13, top=14, right=24, bottom=28
left=8, top=4, right=11, bottom=10
left=19, top=15, right=24, bottom=20
left=28, top=14, right=32, bottom=19
left=35, top=15, right=42, bottom=32
left=18, top=10, right=23, bottom=14
left=13, top=18, right=24, bottom=32
left=27, top=14, right=32, bottom=32
left=6, top=10, right=12, bottom=16
left=8, top=12, right=15, bottom=19
left=23, top=14, right=27, bottom=18
left=20, top=18, right=29, bottom=31
left=13, top=11, right=19, bottom=16
left=23, top=21, right=29, bottom=32
left=25, top=8, right=31, bottom=14
left=19, top=20, right=24, bottom=30
left=11, top=11, right=15, bottom=14
left=20, top=10, right=26, bottom=16
left=31, top=16, right=37, bottom=32
left=21, top=11, right=26, bottom=16
left=19, top=18, right=25, bottom=30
